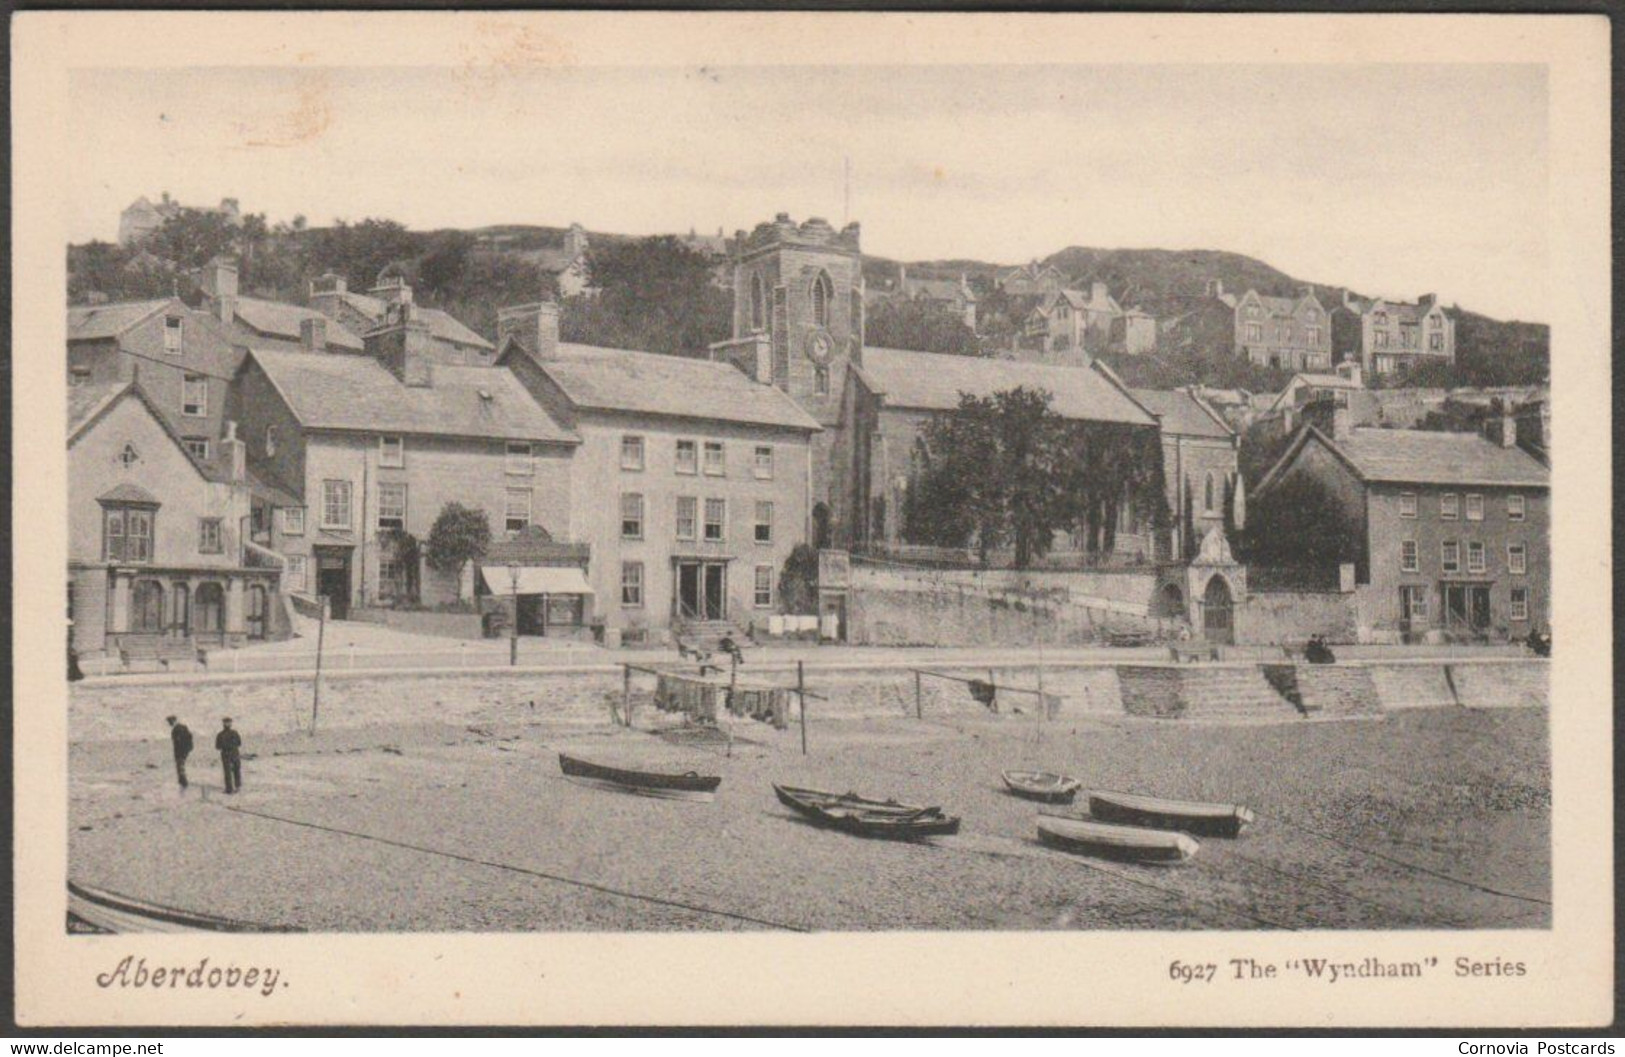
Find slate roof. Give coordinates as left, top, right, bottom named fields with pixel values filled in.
left=68, top=380, right=222, bottom=483
left=1262, top=425, right=1549, bottom=494
left=67, top=300, right=169, bottom=341
left=1129, top=388, right=1233, bottom=439
left=232, top=297, right=366, bottom=351
left=903, top=277, right=975, bottom=303
left=249, top=349, right=577, bottom=444
left=858, top=347, right=1155, bottom=427
left=1054, top=287, right=1120, bottom=314
left=247, top=466, right=302, bottom=508
left=334, top=292, right=493, bottom=350
left=537, top=344, right=823, bottom=432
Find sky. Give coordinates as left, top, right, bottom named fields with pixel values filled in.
left=68, top=63, right=1549, bottom=321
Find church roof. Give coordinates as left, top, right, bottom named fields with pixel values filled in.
left=1128, top=388, right=1233, bottom=440
left=859, top=347, right=1156, bottom=427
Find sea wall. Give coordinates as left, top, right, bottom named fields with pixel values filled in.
left=69, top=658, right=1549, bottom=742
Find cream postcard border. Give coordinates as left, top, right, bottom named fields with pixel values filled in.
left=12, top=11, right=1613, bottom=1027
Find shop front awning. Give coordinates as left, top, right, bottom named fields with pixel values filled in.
left=480, top=566, right=595, bottom=597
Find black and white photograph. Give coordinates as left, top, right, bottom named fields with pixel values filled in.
left=12, top=11, right=1612, bottom=1028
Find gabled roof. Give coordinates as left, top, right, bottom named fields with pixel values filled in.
left=525, top=344, right=822, bottom=433
left=332, top=292, right=493, bottom=350
left=67, top=300, right=170, bottom=341
left=1129, top=388, right=1234, bottom=440
left=231, top=297, right=366, bottom=351
left=858, top=347, right=1156, bottom=427
left=902, top=276, right=975, bottom=303
left=1267, top=372, right=1362, bottom=412
left=68, top=380, right=220, bottom=483
left=248, top=348, right=577, bottom=444
left=1257, top=424, right=1549, bottom=496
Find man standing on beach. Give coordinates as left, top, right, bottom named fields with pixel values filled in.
left=215, top=717, right=243, bottom=795
left=165, top=716, right=193, bottom=791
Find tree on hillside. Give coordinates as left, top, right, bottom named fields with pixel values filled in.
left=864, top=298, right=981, bottom=356
left=140, top=208, right=245, bottom=271
left=559, top=236, right=731, bottom=358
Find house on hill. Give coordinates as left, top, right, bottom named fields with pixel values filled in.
left=118, top=192, right=241, bottom=247
left=1163, top=279, right=1332, bottom=370
left=1253, top=409, right=1548, bottom=642
left=530, top=222, right=594, bottom=298
left=996, top=260, right=1069, bottom=299
left=1330, top=291, right=1456, bottom=376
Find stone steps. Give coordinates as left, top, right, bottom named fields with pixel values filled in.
left=1175, top=668, right=1301, bottom=720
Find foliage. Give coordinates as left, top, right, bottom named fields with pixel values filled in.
left=1237, top=418, right=1297, bottom=489
left=424, top=503, right=491, bottom=576
left=379, top=528, right=422, bottom=604
left=1101, top=348, right=1293, bottom=394
left=559, top=236, right=731, bottom=358
left=864, top=297, right=982, bottom=357
left=904, top=387, right=1164, bottom=567
left=777, top=544, right=820, bottom=615
left=1240, top=472, right=1362, bottom=567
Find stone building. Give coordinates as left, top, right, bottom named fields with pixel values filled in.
left=307, top=273, right=494, bottom=365
left=1164, top=280, right=1333, bottom=370
left=995, top=260, right=1069, bottom=299
left=842, top=346, right=1158, bottom=551
left=1112, top=306, right=1158, bottom=355
left=710, top=213, right=865, bottom=547
left=1330, top=291, right=1456, bottom=376
left=67, top=298, right=243, bottom=468
left=69, top=379, right=285, bottom=659
left=229, top=306, right=582, bottom=621
left=118, top=192, right=241, bottom=247
left=532, top=222, right=594, bottom=298
left=193, top=258, right=368, bottom=355
left=1253, top=409, right=1548, bottom=642
left=499, top=301, right=820, bottom=636
left=1023, top=283, right=1121, bottom=358
left=867, top=265, right=978, bottom=330
left=1126, top=387, right=1239, bottom=562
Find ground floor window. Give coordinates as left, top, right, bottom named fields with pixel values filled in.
left=546, top=594, right=585, bottom=628
left=1441, top=583, right=1491, bottom=631
left=246, top=584, right=268, bottom=639
left=1510, top=587, right=1529, bottom=622
left=754, top=564, right=774, bottom=608
left=1399, top=584, right=1429, bottom=631
left=285, top=554, right=307, bottom=592
left=621, top=562, right=643, bottom=607
left=378, top=559, right=406, bottom=602
left=131, top=579, right=165, bottom=633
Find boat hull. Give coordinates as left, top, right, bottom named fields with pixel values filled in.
left=1087, top=790, right=1254, bottom=838
left=559, top=753, right=721, bottom=802
left=68, top=881, right=302, bottom=933
left=773, top=784, right=961, bottom=840
left=1001, top=770, right=1081, bottom=804
left=1037, top=817, right=1199, bottom=864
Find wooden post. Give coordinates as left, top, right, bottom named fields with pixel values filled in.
left=798, top=660, right=807, bottom=755
left=621, top=664, right=632, bottom=728
left=310, top=597, right=326, bottom=736
left=914, top=669, right=922, bottom=720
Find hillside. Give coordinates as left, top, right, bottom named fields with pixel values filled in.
left=67, top=210, right=1548, bottom=388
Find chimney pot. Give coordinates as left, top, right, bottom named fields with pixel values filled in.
left=299, top=316, right=327, bottom=353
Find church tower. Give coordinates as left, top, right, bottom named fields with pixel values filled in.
left=712, top=213, right=865, bottom=547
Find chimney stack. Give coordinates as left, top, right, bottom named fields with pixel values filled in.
left=370, top=275, right=414, bottom=306
left=1092, top=281, right=1109, bottom=305
left=1336, top=360, right=1363, bottom=388
left=1418, top=293, right=1437, bottom=309
left=366, top=306, right=434, bottom=388
left=1485, top=413, right=1518, bottom=448
left=497, top=301, right=560, bottom=363
left=1205, top=279, right=1224, bottom=299
left=221, top=421, right=246, bottom=483
left=300, top=316, right=327, bottom=353
left=308, top=272, right=347, bottom=321
left=201, top=257, right=239, bottom=325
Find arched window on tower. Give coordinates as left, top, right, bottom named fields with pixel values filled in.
left=750, top=274, right=765, bottom=332
left=812, top=271, right=834, bottom=328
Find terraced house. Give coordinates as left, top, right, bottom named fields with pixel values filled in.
left=1254, top=410, right=1548, bottom=642
left=499, top=300, right=821, bottom=639
left=230, top=304, right=582, bottom=622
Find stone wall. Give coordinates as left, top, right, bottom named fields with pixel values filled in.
left=1241, top=589, right=1358, bottom=644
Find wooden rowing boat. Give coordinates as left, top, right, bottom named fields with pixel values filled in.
left=1036, top=816, right=1199, bottom=864
left=1000, top=770, right=1081, bottom=803
left=558, top=753, right=721, bottom=801
left=773, top=784, right=961, bottom=840
left=67, top=881, right=303, bottom=934
left=1086, top=790, right=1255, bottom=838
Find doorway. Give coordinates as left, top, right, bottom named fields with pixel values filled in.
left=1202, top=575, right=1234, bottom=645
left=246, top=584, right=268, bottom=640
left=194, top=582, right=225, bottom=641
left=1442, top=584, right=1491, bottom=633
left=675, top=561, right=727, bottom=621
left=315, top=548, right=352, bottom=619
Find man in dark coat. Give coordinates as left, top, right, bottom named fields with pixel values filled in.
left=166, top=716, right=193, bottom=790
left=215, top=717, right=243, bottom=794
